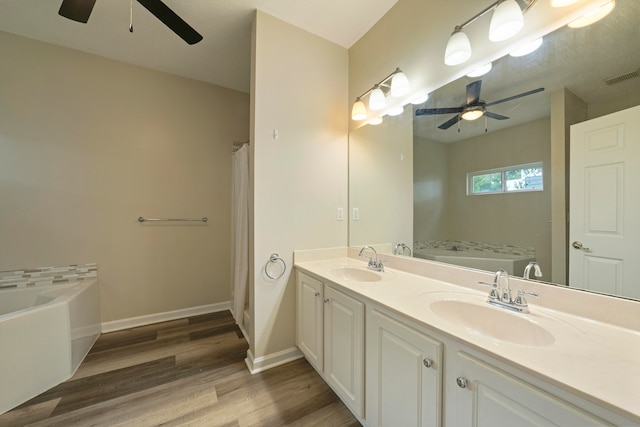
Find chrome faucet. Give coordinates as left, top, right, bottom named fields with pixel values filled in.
left=359, top=246, right=384, bottom=272
left=478, top=268, right=538, bottom=313
left=523, top=262, right=543, bottom=280
left=393, top=243, right=412, bottom=256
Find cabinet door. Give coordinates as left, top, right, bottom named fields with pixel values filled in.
left=296, top=272, right=324, bottom=372
left=366, top=307, right=443, bottom=427
left=450, top=351, right=613, bottom=427
left=324, top=285, right=364, bottom=418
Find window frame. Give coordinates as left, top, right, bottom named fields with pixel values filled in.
left=466, top=161, right=544, bottom=196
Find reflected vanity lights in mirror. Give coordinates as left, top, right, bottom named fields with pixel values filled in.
left=348, top=0, right=640, bottom=300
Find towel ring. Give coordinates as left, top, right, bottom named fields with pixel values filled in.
left=265, top=253, right=286, bottom=280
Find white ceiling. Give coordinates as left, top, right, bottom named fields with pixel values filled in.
left=0, top=0, right=399, bottom=93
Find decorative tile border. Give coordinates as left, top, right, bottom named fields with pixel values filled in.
left=0, top=263, right=97, bottom=288
left=414, top=240, right=535, bottom=258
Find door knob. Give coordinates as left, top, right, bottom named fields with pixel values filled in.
left=572, top=241, right=591, bottom=252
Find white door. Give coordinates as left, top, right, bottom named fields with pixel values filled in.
left=569, top=105, right=640, bottom=299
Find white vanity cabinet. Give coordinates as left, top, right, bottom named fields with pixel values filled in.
left=445, top=349, right=632, bottom=427
left=366, top=306, right=443, bottom=427
left=296, top=271, right=365, bottom=419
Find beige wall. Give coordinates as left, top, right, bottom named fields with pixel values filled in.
left=251, top=12, right=348, bottom=358
left=414, top=119, right=552, bottom=280
left=413, top=136, right=449, bottom=241
left=0, top=31, right=249, bottom=322
left=349, top=109, right=413, bottom=248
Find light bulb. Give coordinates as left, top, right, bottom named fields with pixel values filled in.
left=489, top=0, right=524, bottom=42
left=369, top=86, right=386, bottom=110
left=351, top=99, right=367, bottom=121
left=568, top=0, right=615, bottom=28
left=390, top=71, right=410, bottom=97
left=444, top=27, right=472, bottom=66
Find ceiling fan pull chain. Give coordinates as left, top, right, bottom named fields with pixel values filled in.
left=485, top=115, right=488, bottom=132
left=129, top=0, right=134, bottom=33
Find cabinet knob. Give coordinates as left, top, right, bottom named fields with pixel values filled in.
left=323, top=298, right=329, bottom=304
left=456, top=377, right=468, bottom=389
left=314, top=292, right=320, bottom=297
left=423, top=358, right=433, bottom=368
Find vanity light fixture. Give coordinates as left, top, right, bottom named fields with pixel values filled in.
left=387, top=105, right=405, bottom=116
left=551, top=0, right=580, bottom=6
left=369, top=116, right=384, bottom=125
left=568, top=0, right=615, bottom=28
left=467, top=62, right=493, bottom=77
left=509, top=37, right=543, bottom=56
left=410, top=92, right=430, bottom=105
left=351, top=68, right=411, bottom=120
left=443, top=0, right=537, bottom=66
left=489, top=0, right=525, bottom=41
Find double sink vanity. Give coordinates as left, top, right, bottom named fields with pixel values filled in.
left=294, top=247, right=640, bottom=426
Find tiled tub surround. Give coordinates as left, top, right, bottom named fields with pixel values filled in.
left=414, top=240, right=535, bottom=258
left=0, top=263, right=97, bottom=288
left=294, top=247, right=640, bottom=424
left=0, top=279, right=101, bottom=414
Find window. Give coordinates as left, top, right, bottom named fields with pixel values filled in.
left=467, top=162, right=543, bottom=195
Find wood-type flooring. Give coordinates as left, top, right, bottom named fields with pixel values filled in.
left=0, top=310, right=360, bottom=427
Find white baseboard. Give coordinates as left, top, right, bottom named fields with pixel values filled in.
left=245, top=347, right=303, bottom=374
left=101, top=301, right=231, bottom=333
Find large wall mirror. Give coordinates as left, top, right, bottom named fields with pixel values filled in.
left=349, top=0, right=640, bottom=300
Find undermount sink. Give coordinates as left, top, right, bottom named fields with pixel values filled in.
left=330, top=267, right=386, bottom=282
left=424, top=293, right=556, bottom=347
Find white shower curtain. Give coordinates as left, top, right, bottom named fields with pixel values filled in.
left=232, top=143, right=249, bottom=325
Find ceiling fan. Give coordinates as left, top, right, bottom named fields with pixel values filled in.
left=415, top=80, right=544, bottom=130
left=58, top=0, right=203, bottom=45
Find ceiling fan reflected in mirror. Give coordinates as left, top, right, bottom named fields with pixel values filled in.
left=58, top=0, right=203, bottom=45
left=415, top=80, right=544, bottom=130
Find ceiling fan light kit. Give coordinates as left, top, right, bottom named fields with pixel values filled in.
left=58, top=0, right=203, bottom=45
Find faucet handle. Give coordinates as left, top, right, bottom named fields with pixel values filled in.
left=477, top=281, right=500, bottom=300
left=514, top=289, right=539, bottom=307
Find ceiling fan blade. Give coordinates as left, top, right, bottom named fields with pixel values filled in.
left=438, top=115, right=461, bottom=130
left=415, top=107, right=463, bottom=116
left=466, top=80, right=482, bottom=105
left=484, top=111, right=509, bottom=120
left=137, top=0, right=203, bottom=45
left=485, top=87, right=544, bottom=107
left=59, top=0, right=97, bottom=23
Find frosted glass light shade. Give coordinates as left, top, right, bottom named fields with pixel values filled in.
left=369, top=116, right=383, bottom=125
left=467, top=63, right=493, bottom=77
left=410, top=92, right=430, bottom=104
left=461, top=108, right=484, bottom=121
left=551, top=0, right=580, bottom=6
left=444, top=29, right=472, bottom=66
left=489, top=0, right=524, bottom=42
left=387, top=105, right=404, bottom=116
left=369, top=86, right=386, bottom=110
left=390, top=71, right=410, bottom=97
left=568, top=0, right=615, bottom=28
left=351, top=99, right=367, bottom=120
left=510, top=37, right=543, bottom=57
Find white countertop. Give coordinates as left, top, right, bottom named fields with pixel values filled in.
left=295, top=255, right=640, bottom=422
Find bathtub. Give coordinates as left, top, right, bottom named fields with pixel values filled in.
left=413, top=248, right=535, bottom=275
left=0, top=279, right=101, bottom=414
